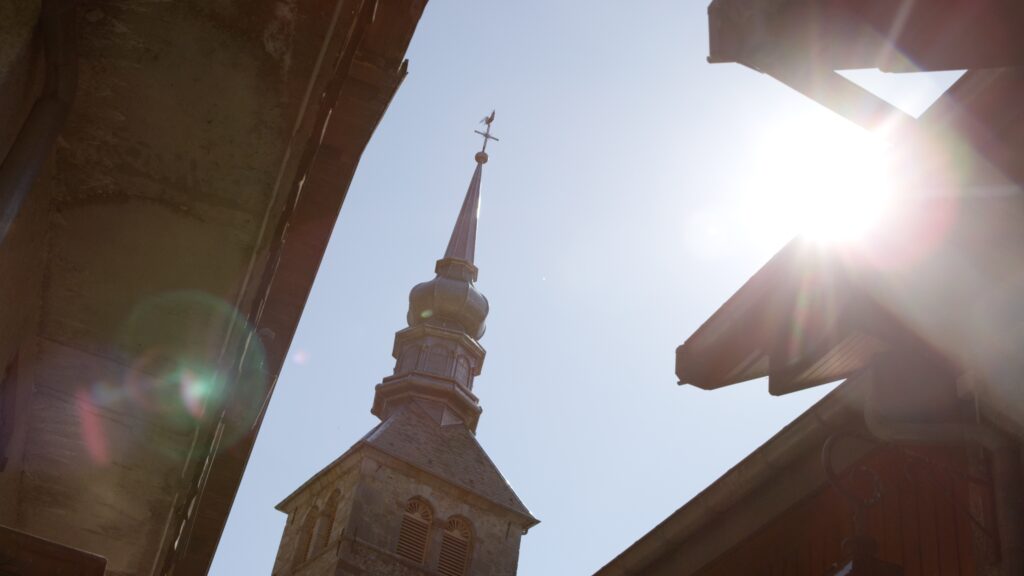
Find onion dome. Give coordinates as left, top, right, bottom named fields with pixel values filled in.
left=408, top=152, right=490, bottom=340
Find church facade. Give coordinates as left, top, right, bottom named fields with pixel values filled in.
left=271, top=137, right=538, bottom=576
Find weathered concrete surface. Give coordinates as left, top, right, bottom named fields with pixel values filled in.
left=19, top=339, right=191, bottom=573
left=47, top=0, right=306, bottom=357
left=0, top=1, right=40, bottom=86
left=0, top=0, right=48, bottom=530
left=0, top=0, right=428, bottom=573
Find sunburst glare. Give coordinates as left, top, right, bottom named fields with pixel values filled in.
left=745, top=117, right=896, bottom=248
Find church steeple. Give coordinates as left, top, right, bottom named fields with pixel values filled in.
left=372, top=115, right=501, bottom=432
left=273, top=114, right=536, bottom=576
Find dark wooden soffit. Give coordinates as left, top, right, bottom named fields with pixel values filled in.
left=917, top=68, right=1024, bottom=187
left=677, top=190, right=1024, bottom=397
left=709, top=0, right=1024, bottom=72
left=693, top=0, right=1024, bottom=395
left=161, top=1, right=428, bottom=573
left=675, top=239, right=895, bottom=395
left=707, top=0, right=1024, bottom=132
left=675, top=235, right=941, bottom=395
left=0, top=524, right=106, bottom=576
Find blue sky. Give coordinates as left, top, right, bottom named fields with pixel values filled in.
left=210, top=1, right=961, bottom=573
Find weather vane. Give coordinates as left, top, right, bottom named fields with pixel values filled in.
left=475, top=110, right=499, bottom=153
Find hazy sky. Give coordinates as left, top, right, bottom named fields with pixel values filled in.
left=211, top=1, right=961, bottom=573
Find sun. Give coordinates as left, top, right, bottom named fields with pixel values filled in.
left=744, top=116, right=895, bottom=247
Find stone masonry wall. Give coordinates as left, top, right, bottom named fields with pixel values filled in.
left=273, top=459, right=361, bottom=576
left=345, top=452, right=524, bottom=576
left=272, top=447, right=527, bottom=576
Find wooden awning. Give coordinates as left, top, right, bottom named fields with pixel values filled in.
left=692, top=0, right=1024, bottom=407
left=677, top=193, right=1024, bottom=407
left=707, top=0, right=1024, bottom=133
left=676, top=239, right=892, bottom=395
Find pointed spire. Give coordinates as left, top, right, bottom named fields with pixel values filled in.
left=443, top=160, right=483, bottom=263
left=441, top=111, right=498, bottom=266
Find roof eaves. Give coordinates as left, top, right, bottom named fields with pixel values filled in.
left=596, top=379, right=865, bottom=575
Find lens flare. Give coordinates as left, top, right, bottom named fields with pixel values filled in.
left=291, top=349, right=311, bottom=366
left=76, top=388, right=111, bottom=465
left=116, top=291, right=268, bottom=459
left=179, top=367, right=215, bottom=419
left=744, top=116, right=896, bottom=248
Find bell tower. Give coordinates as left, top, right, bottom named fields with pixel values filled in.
left=271, top=115, right=538, bottom=576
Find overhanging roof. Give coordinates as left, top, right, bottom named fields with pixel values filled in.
left=677, top=193, right=1024, bottom=427
left=675, top=239, right=891, bottom=394
left=164, top=2, right=430, bottom=572
left=707, top=0, right=1024, bottom=133
left=691, top=0, right=1024, bottom=425
left=709, top=0, right=1024, bottom=72
left=0, top=1, right=428, bottom=574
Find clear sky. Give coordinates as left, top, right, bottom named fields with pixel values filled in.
left=210, top=1, right=961, bottom=574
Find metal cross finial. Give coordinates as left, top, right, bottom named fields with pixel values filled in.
left=474, top=110, right=499, bottom=153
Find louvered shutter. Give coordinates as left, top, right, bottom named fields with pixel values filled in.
left=396, top=499, right=432, bottom=564
left=437, top=517, right=472, bottom=576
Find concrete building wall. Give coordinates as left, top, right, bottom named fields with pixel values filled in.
left=17, top=340, right=191, bottom=575
left=0, top=0, right=51, bottom=528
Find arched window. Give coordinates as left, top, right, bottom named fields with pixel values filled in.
left=437, top=517, right=472, bottom=576
left=292, top=506, right=318, bottom=568
left=310, top=489, right=340, bottom=557
left=396, top=497, right=432, bottom=564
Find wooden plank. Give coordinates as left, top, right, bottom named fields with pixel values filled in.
left=933, top=453, right=962, bottom=576
left=880, top=451, right=904, bottom=567
left=690, top=447, right=985, bottom=576
left=898, top=450, right=923, bottom=575
left=917, top=453, right=941, bottom=576
left=952, top=450, right=977, bottom=575
left=808, top=488, right=825, bottom=574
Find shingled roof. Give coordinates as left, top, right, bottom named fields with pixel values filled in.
left=363, top=403, right=535, bottom=523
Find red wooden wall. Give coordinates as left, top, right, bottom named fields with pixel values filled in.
left=695, top=447, right=995, bottom=576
